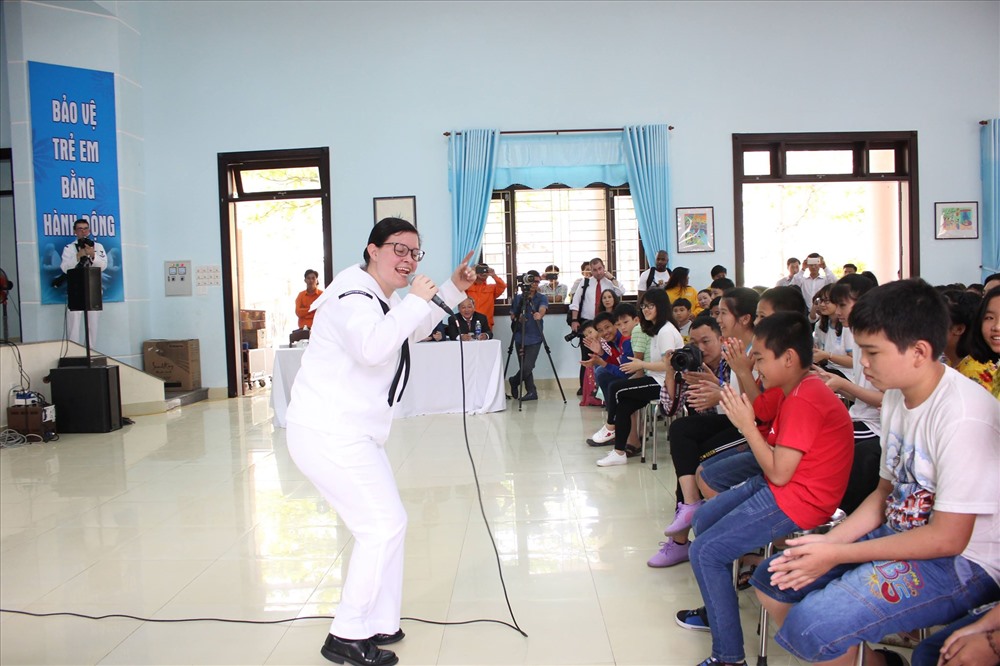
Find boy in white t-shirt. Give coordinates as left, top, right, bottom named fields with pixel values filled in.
left=751, top=278, right=1000, bottom=666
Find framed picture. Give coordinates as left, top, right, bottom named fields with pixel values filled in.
left=373, top=196, right=417, bottom=226
left=934, top=201, right=978, bottom=239
left=676, top=206, right=715, bottom=253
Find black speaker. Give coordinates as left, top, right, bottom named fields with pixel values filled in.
left=67, top=266, right=103, bottom=312
left=49, top=365, right=122, bottom=433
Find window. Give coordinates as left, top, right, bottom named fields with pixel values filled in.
left=482, top=185, right=645, bottom=311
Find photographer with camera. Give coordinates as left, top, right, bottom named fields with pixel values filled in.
left=466, top=263, right=506, bottom=329
left=508, top=270, right=548, bottom=401
left=791, top=252, right=836, bottom=312
left=538, top=264, right=567, bottom=303
left=59, top=218, right=107, bottom=348
left=648, top=315, right=732, bottom=567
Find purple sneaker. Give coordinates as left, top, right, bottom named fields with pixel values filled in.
left=663, top=500, right=704, bottom=537
left=647, top=539, right=690, bottom=567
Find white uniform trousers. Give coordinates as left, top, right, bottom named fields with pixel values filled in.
left=286, top=422, right=407, bottom=640
left=66, top=309, right=100, bottom=349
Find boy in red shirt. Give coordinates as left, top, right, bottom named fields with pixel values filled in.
left=674, top=311, right=854, bottom=666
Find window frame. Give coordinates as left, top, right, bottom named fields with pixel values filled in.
left=489, top=183, right=646, bottom=317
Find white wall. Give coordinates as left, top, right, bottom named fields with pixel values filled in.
left=5, top=0, right=999, bottom=386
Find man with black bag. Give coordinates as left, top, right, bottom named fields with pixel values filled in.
left=567, top=258, right=622, bottom=395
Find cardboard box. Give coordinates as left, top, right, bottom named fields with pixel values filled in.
left=6, top=405, right=57, bottom=437
left=240, top=328, right=267, bottom=349
left=143, top=339, right=202, bottom=390
left=239, top=309, right=266, bottom=330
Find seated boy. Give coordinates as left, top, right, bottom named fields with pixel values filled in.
left=583, top=312, right=627, bottom=402
left=673, top=298, right=694, bottom=341
left=675, top=311, right=855, bottom=666
left=751, top=279, right=1000, bottom=666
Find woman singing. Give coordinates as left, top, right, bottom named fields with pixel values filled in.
left=286, top=217, right=475, bottom=666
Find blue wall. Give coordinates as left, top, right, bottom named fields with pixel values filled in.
left=4, top=0, right=998, bottom=386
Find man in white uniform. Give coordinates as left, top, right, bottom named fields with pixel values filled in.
left=59, top=218, right=107, bottom=348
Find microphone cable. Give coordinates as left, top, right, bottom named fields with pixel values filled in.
left=1, top=315, right=527, bottom=638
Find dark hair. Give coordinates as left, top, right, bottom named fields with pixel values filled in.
left=590, top=257, right=605, bottom=268
left=599, top=289, right=620, bottom=313
left=638, top=288, right=676, bottom=337
left=303, top=269, right=319, bottom=279
left=664, top=266, right=690, bottom=291
left=830, top=273, right=876, bottom=305
left=689, top=314, right=721, bottom=336
left=613, top=302, right=638, bottom=320
left=760, top=286, right=808, bottom=317
left=711, top=277, right=735, bottom=291
left=967, top=283, right=985, bottom=296
left=786, top=257, right=800, bottom=266
left=814, top=284, right=842, bottom=335
left=806, top=252, right=821, bottom=259
left=544, top=264, right=560, bottom=274
left=721, top=287, right=760, bottom=331
left=73, top=218, right=89, bottom=230
left=364, top=217, right=419, bottom=264
left=711, top=265, right=727, bottom=277
left=843, top=263, right=858, bottom=272
left=593, top=312, right=616, bottom=328
left=581, top=261, right=591, bottom=271
left=709, top=296, right=722, bottom=308
left=966, top=287, right=1000, bottom=364
left=580, top=319, right=596, bottom=332
left=944, top=289, right=982, bottom=360
left=860, top=271, right=879, bottom=286
left=849, top=279, right=948, bottom=358
left=673, top=298, right=692, bottom=310
left=754, top=312, right=814, bottom=369
left=984, top=273, right=1000, bottom=285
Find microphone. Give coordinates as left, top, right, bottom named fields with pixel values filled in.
left=407, top=274, right=454, bottom=315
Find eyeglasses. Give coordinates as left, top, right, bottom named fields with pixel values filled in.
left=640, top=303, right=656, bottom=311
left=385, top=242, right=425, bottom=261
left=815, top=297, right=830, bottom=304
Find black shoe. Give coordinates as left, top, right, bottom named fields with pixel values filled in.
left=587, top=438, right=613, bottom=447
left=521, top=392, right=538, bottom=401
left=370, top=629, right=404, bottom=646
left=576, top=387, right=584, bottom=396
left=320, top=635, right=398, bottom=666
left=509, top=378, right=519, bottom=399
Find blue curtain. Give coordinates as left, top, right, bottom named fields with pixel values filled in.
left=448, top=129, right=498, bottom=266
left=493, top=132, right=628, bottom=189
left=622, top=125, right=672, bottom=265
left=982, top=119, right=1000, bottom=280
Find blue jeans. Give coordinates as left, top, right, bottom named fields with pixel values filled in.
left=751, top=525, right=1000, bottom=662
left=690, top=475, right=803, bottom=663
left=701, top=450, right=761, bottom=492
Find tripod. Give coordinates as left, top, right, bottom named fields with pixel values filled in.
left=503, top=290, right=566, bottom=410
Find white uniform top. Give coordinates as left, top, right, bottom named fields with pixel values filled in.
left=60, top=239, right=108, bottom=273
left=286, top=264, right=466, bottom=442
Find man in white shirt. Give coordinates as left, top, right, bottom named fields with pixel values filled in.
left=569, top=257, right=624, bottom=394
left=59, top=218, right=108, bottom=348
left=792, top=253, right=835, bottom=314
left=638, top=250, right=671, bottom=300
left=775, top=257, right=801, bottom=287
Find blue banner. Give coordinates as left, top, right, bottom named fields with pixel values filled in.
left=29, top=61, right=123, bottom=305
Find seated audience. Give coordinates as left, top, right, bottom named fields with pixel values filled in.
left=860, top=269, right=879, bottom=286
left=673, top=298, right=694, bottom=340
left=956, top=286, right=1000, bottom=398
left=941, top=288, right=981, bottom=367
left=538, top=264, right=568, bottom=303
left=711, top=265, right=728, bottom=281
left=467, top=263, right=506, bottom=328
left=710, top=277, right=735, bottom=299
left=590, top=289, right=684, bottom=466
left=666, top=267, right=703, bottom=315
left=446, top=297, right=492, bottom=340
left=756, top=286, right=807, bottom=322
left=295, top=268, right=323, bottom=329
left=811, top=284, right=852, bottom=378
left=697, top=289, right=713, bottom=313
left=911, top=602, right=1000, bottom=666
left=638, top=250, right=672, bottom=299
left=708, top=296, right=722, bottom=320
left=675, top=312, right=854, bottom=666
left=985, top=272, right=1000, bottom=293
left=966, top=282, right=985, bottom=297
left=578, top=320, right=605, bottom=407
left=419, top=320, right=448, bottom=342
left=751, top=279, right=999, bottom=666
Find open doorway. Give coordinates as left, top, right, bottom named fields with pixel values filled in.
left=218, top=148, right=332, bottom=397
left=733, top=132, right=919, bottom=287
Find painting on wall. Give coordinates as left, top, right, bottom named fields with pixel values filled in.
left=676, top=206, right=715, bottom=253
left=373, top=196, right=417, bottom=227
left=934, top=202, right=978, bottom=239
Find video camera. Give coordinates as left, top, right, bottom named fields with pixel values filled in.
left=670, top=343, right=704, bottom=372
left=563, top=330, right=583, bottom=343
left=515, top=273, right=537, bottom=294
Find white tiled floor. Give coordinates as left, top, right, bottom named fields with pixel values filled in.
left=2, top=390, right=805, bottom=665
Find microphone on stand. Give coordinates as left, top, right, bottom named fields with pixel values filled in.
left=407, top=274, right=454, bottom=315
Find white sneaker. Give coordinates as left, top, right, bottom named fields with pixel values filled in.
left=596, top=450, right=628, bottom=467
left=589, top=425, right=616, bottom=444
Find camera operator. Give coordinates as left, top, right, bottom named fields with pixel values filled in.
left=59, top=218, right=107, bottom=348
left=467, top=263, right=506, bottom=329
left=568, top=257, right=623, bottom=394
left=538, top=264, right=567, bottom=303
left=508, top=270, right=548, bottom=401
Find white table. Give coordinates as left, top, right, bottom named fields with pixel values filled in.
left=270, top=340, right=506, bottom=427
